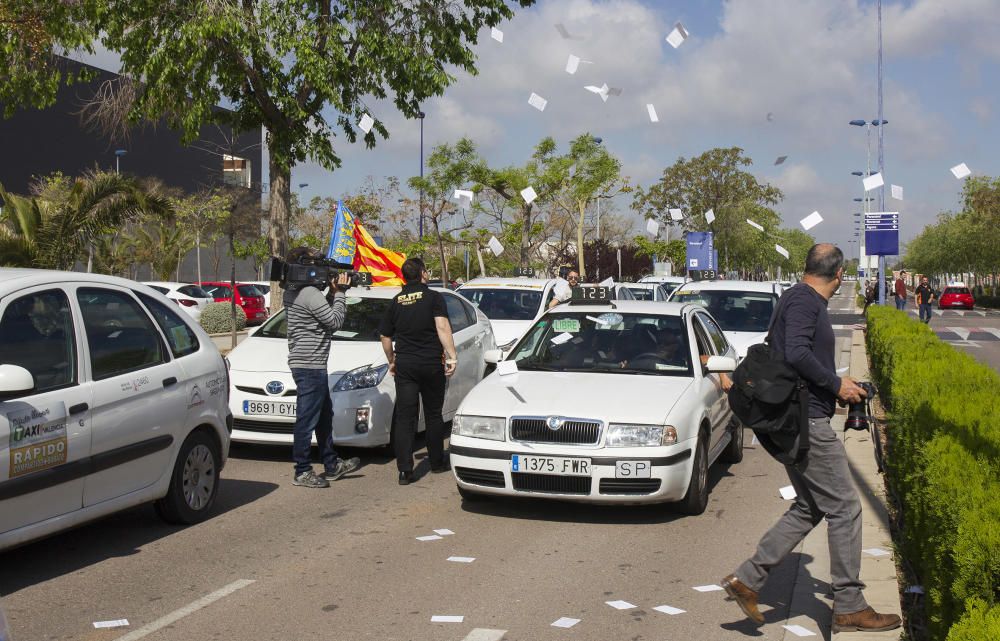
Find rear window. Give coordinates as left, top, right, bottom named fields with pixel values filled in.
left=203, top=285, right=231, bottom=298
left=178, top=285, right=210, bottom=298
left=944, top=287, right=971, bottom=295
left=147, top=285, right=169, bottom=294
left=237, top=285, right=262, bottom=297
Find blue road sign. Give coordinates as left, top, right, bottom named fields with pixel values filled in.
left=864, top=211, right=900, bottom=255
left=686, top=232, right=715, bottom=273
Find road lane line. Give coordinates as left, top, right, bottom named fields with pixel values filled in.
left=948, top=327, right=970, bottom=341
left=113, top=579, right=255, bottom=641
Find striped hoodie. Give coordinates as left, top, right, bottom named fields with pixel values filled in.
left=284, top=286, right=347, bottom=370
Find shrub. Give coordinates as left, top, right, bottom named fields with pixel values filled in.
left=866, top=306, right=1000, bottom=639
left=976, top=295, right=1000, bottom=309
left=199, top=302, right=247, bottom=334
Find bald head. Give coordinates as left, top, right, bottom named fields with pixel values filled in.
left=804, top=243, right=844, bottom=281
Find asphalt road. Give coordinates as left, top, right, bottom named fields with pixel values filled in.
left=904, top=307, right=1000, bottom=373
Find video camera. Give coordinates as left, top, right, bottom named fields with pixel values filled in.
left=268, top=255, right=372, bottom=289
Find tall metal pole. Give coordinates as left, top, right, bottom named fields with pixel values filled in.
left=418, top=112, right=425, bottom=241
left=596, top=197, right=601, bottom=281
left=876, top=0, right=887, bottom=305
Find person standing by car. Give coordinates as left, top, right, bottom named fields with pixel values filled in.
left=549, top=266, right=580, bottom=309
left=894, top=271, right=908, bottom=311
left=720, top=243, right=901, bottom=634
left=379, top=258, right=459, bottom=485
left=915, top=277, right=935, bottom=324
left=285, top=247, right=361, bottom=488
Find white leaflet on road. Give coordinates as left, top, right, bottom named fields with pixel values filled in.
left=528, top=92, right=548, bottom=112
left=692, top=584, right=724, bottom=592
left=646, top=218, right=659, bottom=235
left=551, top=332, right=574, bottom=345
left=464, top=630, right=508, bottom=641
left=488, top=236, right=504, bottom=256
left=863, top=548, right=892, bottom=557
left=891, top=184, right=904, bottom=200
left=863, top=172, right=884, bottom=192
left=434, top=529, right=455, bottom=536
left=491, top=27, right=503, bottom=43
left=551, top=617, right=581, bottom=628
left=497, top=360, right=519, bottom=377
left=93, top=620, right=129, bottom=629
left=521, top=186, right=538, bottom=205
left=447, top=556, right=475, bottom=563
left=665, top=22, right=689, bottom=48
left=783, top=624, right=817, bottom=637
left=416, top=535, right=443, bottom=541
left=605, top=600, right=637, bottom=610
left=653, top=605, right=686, bottom=615
left=746, top=218, right=764, bottom=231
left=431, top=615, right=464, bottom=623
left=646, top=104, right=659, bottom=122
left=775, top=244, right=789, bottom=259
left=951, top=162, right=971, bottom=179
left=358, top=113, right=375, bottom=134
left=565, top=54, right=581, bottom=74
left=669, top=208, right=684, bottom=221
left=800, top=211, right=823, bottom=230
left=780, top=485, right=797, bottom=500
left=705, top=209, right=715, bottom=224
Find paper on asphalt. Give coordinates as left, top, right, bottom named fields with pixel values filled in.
left=416, top=535, right=443, bottom=541
left=431, top=615, right=464, bottom=623
left=488, top=236, right=504, bottom=256
left=746, top=218, right=764, bottom=231
left=93, top=620, right=129, bottom=629
left=780, top=485, right=797, bottom=500
left=358, top=113, right=375, bottom=134
left=551, top=617, right=581, bottom=628
left=653, top=605, right=686, bottom=615
left=783, top=624, right=817, bottom=637
left=566, top=54, right=581, bottom=74
left=692, top=584, right=724, bottom=592
left=775, top=244, right=789, bottom=259
left=528, top=92, right=548, bottom=111
left=800, top=211, right=823, bottom=230
left=666, top=22, right=689, bottom=48
left=891, top=184, right=903, bottom=200
left=521, top=186, right=538, bottom=204
left=863, top=172, right=884, bottom=192
left=490, top=27, right=503, bottom=43
left=863, top=548, right=892, bottom=557
left=605, top=600, right=637, bottom=610
left=951, top=163, right=971, bottom=179
left=447, top=556, right=475, bottom=563
left=646, top=218, right=659, bottom=235
left=705, top=209, right=715, bottom=224
left=669, top=208, right=684, bottom=221
left=434, top=529, right=455, bottom=536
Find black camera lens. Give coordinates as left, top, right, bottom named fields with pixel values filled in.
left=845, top=382, right=876, bottom=431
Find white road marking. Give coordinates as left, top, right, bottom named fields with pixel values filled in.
left=462, top=629, right=507, bottom=641
left=980, top=328, right=1000, bottom=340
left=974, top=311, right=987, bottom=317
left=113, top=580, right=255, bottom=641
left=948, top=327, right=971, bottom=340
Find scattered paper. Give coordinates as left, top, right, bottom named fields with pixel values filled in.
left=746, top=218, right=764, bottom=231
left=665, top=22, right=689, bottom=48
left=528, top=92, right=548, bottom=112
left=416, top=535, right=443, bottom=541
left=607, top=87, right=623, bottom=96
left=431, top=615, right=464, bottom=623
left=906, top=585, right=924, bottom=594
left=774, top=155, right=788, bottom=165
left=863, top=548, right=891, bottom=557
left=447, top=556, right=475, bottom=563
left=565, top=54, right=581, bottom=74
left=93, top=620, right=129, bottom=629
left=434, top=529, right=455, bottom=536
left=646, top=218, right=659, bottom=235
left=521, top=186, right=538, bottom=205
left=605, top=600, right=637, bottom=610
left=491, top=27, right=503, bottom=43
left=705, top=209, right=716, bottom=224
left=551, top=617, right=580, bottom=628
left=836, top=366, right=850, bottom=374
left=751, top=434, right=759, bottom=445
left=584, top=83, right=610, bottom=102
left=598, top=277, right=614, bottom=287
left=951, top=163, right=971, bottom=179
left=497, top=360, right=519, bottom=377
left=551, top=332, right=574, bottom=345
left=653, top=605, right=686, bottom=615
left=454, top=188, right=474, bottom=201
left=693, top=584, right=724, bottom=592
left=358, top=113, right=375, bottom=134
left=669, top=208, right=684, bottom=221
left=488, top=236, right=504, bottom=256
left=555, top=23, right=574, bottom=39
left=780, top=485, right=797, bottom=500
left=891, top=184, right=903, bottom=200
left=333, top=330, right=358, bottom=338
left=863, top=172, right=884, bottom=192
left=800, top=211, right=823, bottom=230
left=767, top=112, right=775, bottom=122
left=783, top=624, right=817, bottom=637
left=646, top=103, right=659, bottom=123
left=587, top=315, right=611, bottom=326
left=775, top=244, right=789, bottom=259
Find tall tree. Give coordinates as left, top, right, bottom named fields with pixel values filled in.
left=173, top=190, right=233, bottom=283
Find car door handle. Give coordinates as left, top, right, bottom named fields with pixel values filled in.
left=69, top=403, right=89, bottom=415
left=162, top=377, right=178, bottom=387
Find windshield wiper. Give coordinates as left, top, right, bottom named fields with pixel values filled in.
left=515, top=362, right=561, bottom=371
left=569, top=366, right=660, bottom=375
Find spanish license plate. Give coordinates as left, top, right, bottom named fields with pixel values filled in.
left=615, top=460, right=652, bottom=478
left=243, top=400, right=296, bottom=416
left=511, top=455, right=591, bottom=476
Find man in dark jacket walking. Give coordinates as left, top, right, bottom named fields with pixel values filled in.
left=915, top=277, right=935, bottom=324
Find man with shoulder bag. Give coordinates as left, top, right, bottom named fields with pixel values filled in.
left=721, top=244, right=900, bottom=633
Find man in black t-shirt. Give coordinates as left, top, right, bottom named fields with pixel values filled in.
left=915, top=277, right=935, bottom=324
left=379, top=258, right=459, bottom=485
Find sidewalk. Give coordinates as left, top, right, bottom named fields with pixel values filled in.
left=777, top=328, right=902, bottom=640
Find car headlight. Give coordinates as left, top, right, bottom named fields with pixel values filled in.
left=452, top=414, right=506, bottom=441
left=332, top=364, right=389, bottom=392
left=606, top=424, right=676, bottom=447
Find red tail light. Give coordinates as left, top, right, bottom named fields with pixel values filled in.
left=178, top=299, right=197, bottom=307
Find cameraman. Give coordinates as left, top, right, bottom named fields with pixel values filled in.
left=284, top=247, right=361, bottom=489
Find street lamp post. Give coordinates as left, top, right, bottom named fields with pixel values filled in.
left=849, top=118, right=888, bottom=302
left=418, top=111, right=425, bottom=241
left=114, top=149, right=127, bottom=175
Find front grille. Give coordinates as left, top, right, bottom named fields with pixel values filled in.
left=232, top=417, right=293, bottom=434
left=510, top=417, right=601, bottom=445
left=235, top=385, right=296, bottom=397
left=511, top=473, right=592, bottom=494
left=599, top=478, right=662, bottom=495
left=455, top=467, right=505, bottom=488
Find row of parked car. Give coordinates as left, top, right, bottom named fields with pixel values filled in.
left=141, top=281, right=272, bottom=325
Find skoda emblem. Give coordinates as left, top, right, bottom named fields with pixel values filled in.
left=265, top=380, right=285, bottom=396
left=546, top=416, right=564, bottom=431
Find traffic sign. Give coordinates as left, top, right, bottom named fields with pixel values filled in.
left=865, top=211, right=900, bottom=256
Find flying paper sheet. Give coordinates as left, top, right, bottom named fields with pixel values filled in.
left=598, top=277, right=614, bottom=287
left=705, top=209, right=715, bottom=224
left=528, top=92, right=547, bottom=111
left=453, top=189, right=474, bottom=203
left=497, top=360, right=518, bottom=377
left=766, top=112, right=774, bottom=122
left=607, top=87, right=623, bottom=96
left=646, top=218, right=659, bottom=235
left=555, top=23, right=573, bottom=39
left=584, top=83, right=610, bottom=102
left=746, top=218, right=764, bottom=231
left=863, top=172, right=884, bottom=192
left=646, top=104, right=659, bottom=122
left=490, top=27, right=503, bottom=43
left=951, top=163, right=971, bottom=179
left=669, top=208, right=684, bottom=221
left=653, top=605, right=686, bottom=615
left=776, top=244, right=789, bottom=259
left=800, top=211, right=823, bottom=230
left=891, top=184, right=903, bottom=200
left=358, top=113, right=374, bottom=134
left=520, top=186, right=538, bottom=205
left=488, top=236, right=504, bottom=256
left=565, top=54, right=580, bottom=74
left=779, top=485, right=797, bottom=500
left=552, top=617, right=580, bottom=628
left=774, top=155, right=788, bottom=165
left=665, top=22, right=689, bottom=48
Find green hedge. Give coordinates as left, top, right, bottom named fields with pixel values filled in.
left=199, top=302, right=247, bottom=334
left=866, top=306, right=1000, bottom=640
left=976, top=295, right=1000, bottom=309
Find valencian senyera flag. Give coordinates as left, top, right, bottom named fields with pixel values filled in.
left=325, top=200, right=406, bottom=286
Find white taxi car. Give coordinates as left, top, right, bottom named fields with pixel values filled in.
left=0, top=269, right=232, bottom=551
left=227, top=286, right=496, bottom=447
left=450, top=291, right=743, bottom=513
left=668, top=280, right=782, bottom=358
left=618, top=282, right=672, bottom=302
left=456, top=277, right=558, bottom=353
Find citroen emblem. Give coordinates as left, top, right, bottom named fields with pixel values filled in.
left=265, top=380, right=285, bottom=396
left=546, top=416, right=564, bottom=431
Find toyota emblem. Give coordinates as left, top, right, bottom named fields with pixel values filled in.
left=546, top=416, right=563, bottom=431
left=265, top=380, right=285, bottom=396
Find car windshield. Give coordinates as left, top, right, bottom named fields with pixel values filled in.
left=177, top=285, right=210, bottom=298
left=237, top=285, right=262, bottom=298
left=253, top=296, right=392, bottom=341
left=623, top=287, right=655, bottom=301
left=507, top=312, right=692, bottom=376
left=671, top=290, right=777, bottom=333
left=458, top=288, right=542, bottom=321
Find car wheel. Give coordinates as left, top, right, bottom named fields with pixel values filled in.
left=720, top=417, right=745, bottom=464
left=675, top=433, right=709, bottom=515
left=155, top=430, right=221, bottom=525
left=458, top=485, right=488, bottom=502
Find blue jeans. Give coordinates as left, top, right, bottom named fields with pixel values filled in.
left=895, top=297, right=906, bottom=310
left=291, top=368, right=340, bottom=475
left=919, top=303, right=933, bottom=323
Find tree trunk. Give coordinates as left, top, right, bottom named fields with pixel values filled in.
left=268, top=150, right=292, bottom=313
left=433, top=216, right=449, bottom=284
left=519, top=204, right=532, bottom=270
left=196, top=230, right=202, bottom=283
left=576, top=201, right=587, bottom=279
left=476, top=245, right=486, bottom=277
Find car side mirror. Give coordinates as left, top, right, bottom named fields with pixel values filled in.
left=705, top=355, right=736, bottom=374
left=484, top=349, right=502, bottom=364
left=0, top=364, right=35, bottom=400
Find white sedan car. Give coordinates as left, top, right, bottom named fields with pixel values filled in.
left=227, top=286, right=496, bottom=447
left=456, top=277, right=558, bottom=353
left=1, top=269, right=231, bottom=551
left=668, top=280, right=783, bottom=358
left=618, top=282, right=672, bottom=302
left=143, top=281, right=214, bottom=321
left=450, top=296, right=743, bottom=513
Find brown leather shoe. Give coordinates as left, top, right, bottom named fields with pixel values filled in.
left=832, top=606, right=902, bottom=633
left=721, top=574, right=764, bottom=624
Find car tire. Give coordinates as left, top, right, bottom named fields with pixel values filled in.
left=155, top=430, right=221, bottom=525
left=720, top=417, right=745, bottom=464
left=675, top=433, right=709, bottom=515
left=458, top=485, right=488, bottom=502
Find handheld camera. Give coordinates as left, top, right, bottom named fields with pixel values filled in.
left=268, top=255, right=372, bottom=289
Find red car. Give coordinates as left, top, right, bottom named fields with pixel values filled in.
left=938, top=285, right=975, bottom=310
left=198, top=281, right=269, bottom=325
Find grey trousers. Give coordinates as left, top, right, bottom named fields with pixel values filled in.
left=735, top=417, right=868, bottom=614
